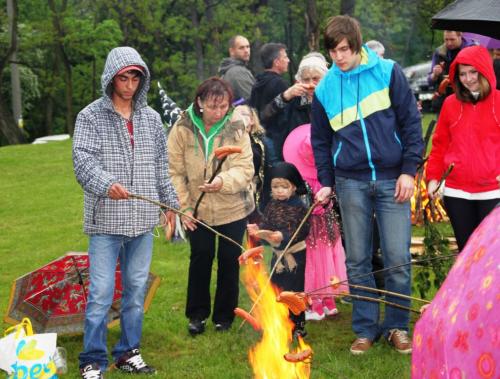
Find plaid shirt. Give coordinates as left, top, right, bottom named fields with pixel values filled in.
left=73, top=47, right=178, bottom=236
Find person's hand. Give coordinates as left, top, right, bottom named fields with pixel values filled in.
left=427, top=179, right=441, bottom=200
left=282, top=83, right=310, bottom=101
left=198, top=176, right=223, bottom=193
left=496, top=174, right=500, bottom=188
left=247, top=223, right=259, bottom=236
left=181, top=209, right=197, bottom=231
left=254, top=230, right=283, bottom=246
left=431, top=64, right=443, bottom=81
left=166, top=210, right=176, bottom=228
left=394, top=174, right=414, bottom=203
left=315, top=187, right=332, bottom=204
left=108, top=183, right=129, bottom=200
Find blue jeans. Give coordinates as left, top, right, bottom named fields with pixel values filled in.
left=79, top=232, right=153, bottom=369
left=335, top=177, right=411, bottom=341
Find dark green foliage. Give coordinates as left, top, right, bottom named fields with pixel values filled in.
left=1, top=0, right=455, bottom=145
left=413, top=218, right=454, bottom=299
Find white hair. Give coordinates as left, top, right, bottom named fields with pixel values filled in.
left=366, top=40, right=385, bottom=57
left=295, top=52, right=329, bottom=81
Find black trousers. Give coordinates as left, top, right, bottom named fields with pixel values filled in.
left=444, top=196, right=498, bottom=251
left=185, top=217, right=247, bottom=324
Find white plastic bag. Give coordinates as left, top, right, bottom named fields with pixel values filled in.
left=0, top=318, right=31, bottom=375
left=9, top=332, right=58, bottom=379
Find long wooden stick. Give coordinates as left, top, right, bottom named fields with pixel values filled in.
left=193, top=157, right=227, bottom=219
left=129, top=193, right=244, bottom=250
left=308, top=282, right=430, bottom=304
left=432, top=163, right=455, bottom=196
left=335, top=292, right=421, bottom=313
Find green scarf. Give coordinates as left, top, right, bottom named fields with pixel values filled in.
left=187, top=104, right=232, bottom=162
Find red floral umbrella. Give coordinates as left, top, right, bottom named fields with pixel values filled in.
left=4, top=252, right=160, bottom=335
left=412, top=206, right=500, bottom=378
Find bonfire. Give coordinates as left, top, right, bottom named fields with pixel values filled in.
left=238, top=247, right=312, bottom=379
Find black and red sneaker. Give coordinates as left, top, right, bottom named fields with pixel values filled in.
left=80, top=363, right=103, bottom=379
left=115, top=349, right=156, bottom=375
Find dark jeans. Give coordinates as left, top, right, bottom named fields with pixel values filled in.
left=185, top=218, right=247, bottom=324
left=444, top=196, right=498, bottom=251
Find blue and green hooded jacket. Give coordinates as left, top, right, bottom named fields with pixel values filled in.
left=311, top=45, right=423, bottom=186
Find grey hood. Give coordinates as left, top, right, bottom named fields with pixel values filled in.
left=218, top=57, right=246, bottom=75
left=101, top=46, right=150, bottom=109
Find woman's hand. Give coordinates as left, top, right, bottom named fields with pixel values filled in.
left=181, top=209, right=197, bottom=231
left=198, top=176, right=223, bottom=193
left=427, top=179, right=441, bottom=200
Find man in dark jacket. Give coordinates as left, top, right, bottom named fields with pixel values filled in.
left=73, top=46, right=178, bottom=378
left=311, top=16, right=423, bottom=356
left=218, top=35, right=255, bottom=103
left=249, top=43, right=290, bottom=125
left=428, top=31, right=474, bottom=112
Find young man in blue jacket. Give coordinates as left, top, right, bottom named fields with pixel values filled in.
left=311, top=16, right=423, bottom=355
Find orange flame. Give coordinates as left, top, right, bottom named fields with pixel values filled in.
left=240, top=253, right=312, bottom=378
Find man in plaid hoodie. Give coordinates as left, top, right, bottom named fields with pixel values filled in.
left=73, top=46, right=178, bottom=378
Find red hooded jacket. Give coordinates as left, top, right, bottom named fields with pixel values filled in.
left=426, top=45, right=500, bottom=193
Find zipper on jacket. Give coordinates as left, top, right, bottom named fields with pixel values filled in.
left=333, top=142, right=343, bottom=167
left=393, top=132, right=402, bottom=149
left=359, top=112, right=376, bottom=180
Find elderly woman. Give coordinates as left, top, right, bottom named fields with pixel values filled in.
left=167, top=77, right=255, bottom=335
left=427, top=45, right=500, bottom=251
left=262, top=52, right=329, bottom=159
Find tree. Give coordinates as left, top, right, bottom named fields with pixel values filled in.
left=0, top=0, right=25, bottom=144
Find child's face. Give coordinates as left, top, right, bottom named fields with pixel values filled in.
left=271, top=178, right=296, bottom=201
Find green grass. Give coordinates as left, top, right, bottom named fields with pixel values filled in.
left=1, top=140, right=426, bottom=378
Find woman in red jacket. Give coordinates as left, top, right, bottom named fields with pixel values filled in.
left=427, top=45, right=500, bottom=251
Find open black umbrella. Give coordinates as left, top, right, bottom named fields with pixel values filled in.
left=431, top=0, right=500, bottom=40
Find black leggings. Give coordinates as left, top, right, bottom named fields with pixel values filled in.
left=185, top=217, right=247, bottom=324
left=444, top=196, right=498, bottom=251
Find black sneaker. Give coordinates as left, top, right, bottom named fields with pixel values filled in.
left=214, top=321, right=232, bottom=332
left=292, top=323, right=308, bottom=340
left=80, top=363, right=103, bottom=379
left=115, top=349, right=156, bottom=374
left=188, top=319, right=206, bottom=336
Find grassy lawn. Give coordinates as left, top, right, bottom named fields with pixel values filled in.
left=0, top=139, right=442, bottom=378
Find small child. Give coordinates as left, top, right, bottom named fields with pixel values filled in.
left=283, top=124, right=348, bottom=321
left=247, top=162, right=310, bottom=338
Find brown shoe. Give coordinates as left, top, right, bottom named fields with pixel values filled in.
left=387, top=329, right=412, bottom=354
left=350, top=337, right=373, bottom=355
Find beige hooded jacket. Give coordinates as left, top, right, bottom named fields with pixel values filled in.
left=167, top=108, right=255, bottom=226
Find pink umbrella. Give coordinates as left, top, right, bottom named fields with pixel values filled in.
left=411, top=206, right=500, bottom=379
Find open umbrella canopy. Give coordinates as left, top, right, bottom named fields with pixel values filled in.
left=431, top=0, right=500, bottom=40
left=4, top=252, right=160, bottom=335
left=411, top=206, right=500, bottom=378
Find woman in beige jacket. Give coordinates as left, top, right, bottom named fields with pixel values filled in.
left=168, top=77, right=255, bottom=335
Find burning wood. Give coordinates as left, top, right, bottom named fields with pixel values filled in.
left=411, top=166, right=448, bottom=226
